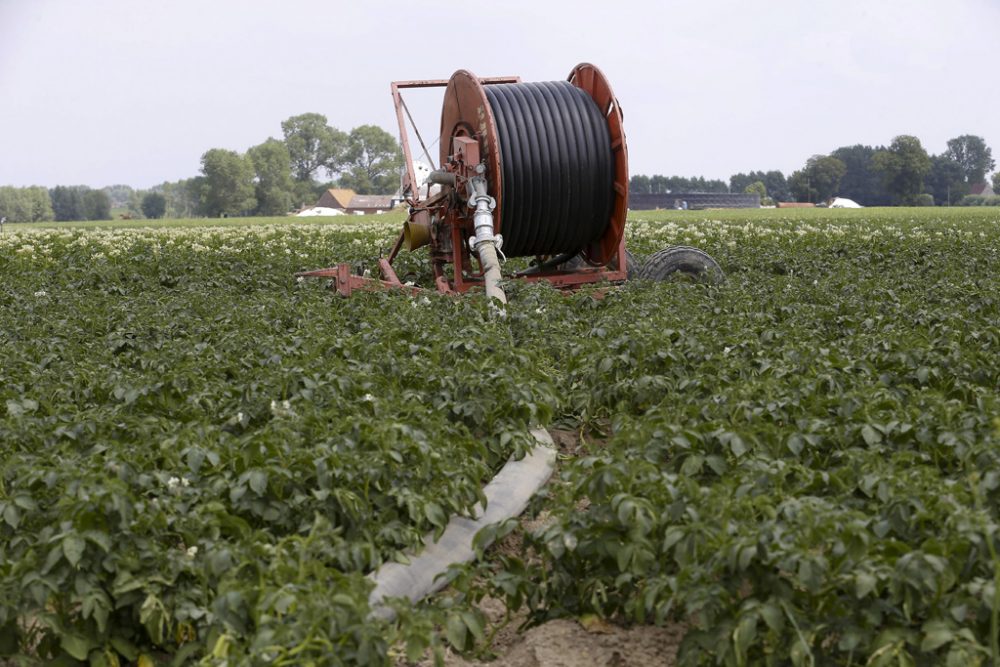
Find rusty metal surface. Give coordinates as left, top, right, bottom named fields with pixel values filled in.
left=386, top=229, right=405, bottom=264
left=393, top=77, right=519, bottom=90
left=439, top=70, right=505, bottom=239
left=391, top=83, right=419, bottom=201
left=295, top=267, right=342, bottom=278
left=377, top=258, right=401, bottom=285
left=393, top=76, right=519, bottom=202
left=567, top=63, right=629, bottom=267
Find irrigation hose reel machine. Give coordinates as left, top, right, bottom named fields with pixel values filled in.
left=300, top=63, right=722, bottom=300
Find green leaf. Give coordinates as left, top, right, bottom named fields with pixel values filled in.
left=83, top=530, right=112, bottom=553
left=13, top=495, right=37, bottom=511
left=63, top=534, right=86, bottom=567
left=662, top=527, right=685, bottom=552
left=733, top=613, right=757, bottom=662
left=729, top=434, right=748, bottom=458
left=920, top=620, right=954, bottom=652
left=461, top=610, right=484, bottom=641
left=789, top=637, right=812, bottom=667
left=738, top=545, right=756, bottom=571
left=445, top=613, right=467, bottom=651
left=140, top=594, right=166, bottom=645
left=110, top=636, right=139, bottom=661
left=424, top=502, right=446, bottom=528
left=60, top=632, right=96, bottom=661
left=186, top=448, right=205, bottom=473
left=855, top=571, right=876, bottom=599
left=861, top=424, right=882, bottom=445
left=2, top=504, right=20, bottom=529
left=248, top=470, right=268, bottom=495
left=760, top=603, right=783, bottom=632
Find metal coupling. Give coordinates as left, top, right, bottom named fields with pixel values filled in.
left=466, top=176, right=501, bottom=255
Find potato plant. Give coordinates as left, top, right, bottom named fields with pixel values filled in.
left=2, top=209, right=1000, bottom=665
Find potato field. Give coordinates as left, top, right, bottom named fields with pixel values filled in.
left=3, top=208, right=1000, bottom=666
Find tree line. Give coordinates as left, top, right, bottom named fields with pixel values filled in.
left=0, top=114, right=404, bottom=222
left=0, top=185, right=115, bottom=223
left=176, top=116, right=404, bottom=218
left=629, top=134, right=997, bottom=207
left=628, top=175, right=729, bottom=195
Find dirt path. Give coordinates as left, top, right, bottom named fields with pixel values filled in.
left=436, top=612, right=683, bottom=667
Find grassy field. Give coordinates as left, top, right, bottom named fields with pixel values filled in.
left=3, top=207, right=1000, bottom=665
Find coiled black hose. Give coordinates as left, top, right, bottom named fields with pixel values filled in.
left=483, top=81, right=614, bottom=258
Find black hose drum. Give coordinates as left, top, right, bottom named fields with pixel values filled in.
left=439, top=64, right=629, bottom=265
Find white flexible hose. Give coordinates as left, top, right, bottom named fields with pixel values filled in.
left=476, top=241, right=507, bottom=304
left=368, top=428, right=556, bottom=621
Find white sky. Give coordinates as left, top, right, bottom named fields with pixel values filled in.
left=1, top=0, right=997, bottom=189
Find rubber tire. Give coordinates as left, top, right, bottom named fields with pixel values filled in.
left=638, top=245, right=724, bottom=284
left=559, top=248, right=639, bottom=279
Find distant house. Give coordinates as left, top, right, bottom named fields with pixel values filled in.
left=969, top=182, right=996, bottom=197
left=315, top=188, right=400, bottom=215
left=316, top=188, right=355, bottom=210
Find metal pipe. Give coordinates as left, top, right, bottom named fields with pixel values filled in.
left=467, top=177, right=507, bottom=304
left=426, top=170, right=457, bottom=186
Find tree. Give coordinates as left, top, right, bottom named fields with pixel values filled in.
left=248, top=138, right=295, bottom=215
left=199, top=149, right=256, bottom=217
left=127, top=189, right=144, bottom=218
left=629, top=174, right=651, bottom=194
left=788, top=170, right=813, bottom=202
left=83, top=189, right=111, bottom=220
left=157, top=178, right=205, bottom=218
left=281, top=113, right=347, bottom=182
left=50, top=186, right=85, bottom=221
left=47, top=186, right=110, bottom=221
left=729, top=172, right=755, bottom=195
left=761, top=171, right=788, bottom=202
left=744, top=180, right=769, bottom=205
left=830, top=145, right=891, bottom=206
left=31, top=187, right=54, bottom=221
left=790, top=155, right=847, bottom=203
left=649, top=175, right=669, bottom=194
left=993, top=172, right=1000, bottom=194
left=872, top=135, right=932, bottom=205
left=731, top=170, right=788, bottom=201
left=102, top=184, right=135, bottom=209
left=0, top=187, right=51, bottom=222
left=141, top=192, right=167, bottom=219
left=337, top=125, right=404, bottom=194
left=926, top=155, right=966, bottom=205
left=627, top=174, right=729, bottom=195
left=945, top=135, right=995, bottom=185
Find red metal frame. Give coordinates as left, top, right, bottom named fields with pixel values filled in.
left=299, top=66, right=629, bottom=297
left=392, top=77, right=519, bottom=206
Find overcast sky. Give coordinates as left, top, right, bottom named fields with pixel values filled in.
left=1, top=0, right=997, bottom=189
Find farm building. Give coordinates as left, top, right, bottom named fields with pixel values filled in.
left=315, top=188, right=401, bottom=215
left=969, top=181, right=996, bottom=197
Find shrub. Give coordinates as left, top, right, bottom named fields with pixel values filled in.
left=914, top=193, right=935, bottom=207
left=961, top=195, right=1000, bottom=206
